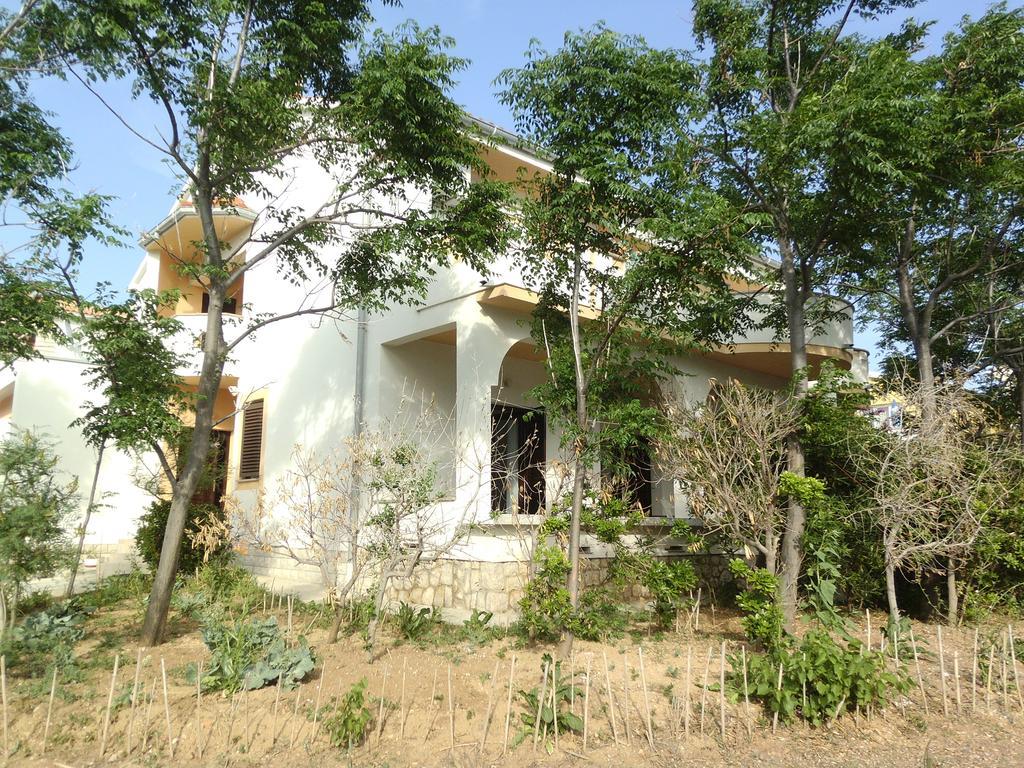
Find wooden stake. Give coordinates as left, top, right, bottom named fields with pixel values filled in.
left=550, top=668, right=559, bottom=751
left=400, top=657, right=408, bottom=740
left=741, top=646, right=752, bottom=738
left=582, top=655, right=592, bottom=752
left=99, top=653, right=120, bottom=756
left=1010, top=624, right=1023, bottom=711
left=142, top=677, right=156, bottom=751
left=621, top=653, right=632, bottom=744
left=1001, top=633, right=1009, bottom=712
left=289, top=689, right=302, bottom=747
left=719, top=641, right=727, bottom=740
left=684, top=645, right=692, bottom=739
left=865, top=610, right=872, bottom=653
left=986, top=644, right=995, bottom=713
left=695, top=587, right=701, bottom=631
left=533, top=661, right=549, bottom=751
left=771, top=662, right=783, bottom=734
left=271, top=674, right=283, bottom=746
left=194, top=659, right=204, bottom=758
left=602, top=651, right=618, bottom=746
left=700, top=645, right=711, bottom=736
left=423, top=668, right=438, bottom=744
left=937, top=625, right=949, bottom=717
left=311, top=661, right=328, bottom=745
left=375, top=663, right=387, bottom=745
left=479, top=660, right=499, bottom=749
left=910, top=628, right=928, bottom=715
left=126, top=649, right=143, bottom=755
left=1, top=655, right=8, bottom=759
left=42, top=667, right=57, bottom=756
left=972, top=628, right=979, bottom=712
left=953, top=651, right=962, bottom=713
left=569, top=652, right=576, bottom=715
left=502, top=655, right=517, bottom=755
left=447, top=664, right=455, bottom=753
left=638, top=647, right=654, bottom=748
left=161, top=657, right=174, bottom=757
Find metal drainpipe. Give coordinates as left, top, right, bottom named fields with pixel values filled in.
left=345, top=306, right=368, bottom=589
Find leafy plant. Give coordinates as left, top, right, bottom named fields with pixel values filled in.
left=514, top=656, right=584, bottom=747
left=729, top=559, right=784, bottom=654
left=135, top=499, right=226, bottom=576
left=517, top=543, right=572, bottom=642
left=461, top=610, right=495, bottom=645
left=198, top=615, right=316, bottom=693
left=394, top=602, right=438, bottom=641
left=0, top=599, right=89, bottom=677
left=320, top=678, right=374, bottom=749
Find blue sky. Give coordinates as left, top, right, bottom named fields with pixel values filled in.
left=11, top=0, right=1015, bottom=363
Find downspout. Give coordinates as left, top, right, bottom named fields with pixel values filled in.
left=346, top=306, right=368, bottom=590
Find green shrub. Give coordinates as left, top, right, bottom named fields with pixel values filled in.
left=134, top=499, right=226, bottom=575
left=517, top=544, right=572, bottom=642
left=198, top=615, right=316, bottom=693
left=733, top=629, right=907, bottom=726
left=460, top=609, right=496, bottom=645
left=1, top=599, right=90, bottom=677
left=394, top=602, right=439, bottom=641
left=320, top=678, right=373, bottom=749
left=729, top=559, right=784, bottom=654
left=513, top=656, right=584, bottom=748
left=641, top=558, right=698, bottom=627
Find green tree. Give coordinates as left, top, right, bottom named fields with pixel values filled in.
left=690, top=0, right=917, bottom=624
left=498, top=28, right=755, bottom=650
left=0, top=430, right=77, bottom=634
left=28, top=0, right=511, bottom=645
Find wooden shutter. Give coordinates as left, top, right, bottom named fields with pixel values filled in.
left=239, top=398, right=264, bottom=480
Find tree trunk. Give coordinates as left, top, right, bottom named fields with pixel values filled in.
left=1015, top=367, right=1024, bottom=449
left=778, top=234, right=808, bottom=630
left=66, top=442, right=105, bottom=598
left=884, top=560, right=900, bottom=630
left=912, top=333, right=936, bottom=422
left=946, top=559, right=958, bottom=627
left=140, top=187, right=228, bottom=647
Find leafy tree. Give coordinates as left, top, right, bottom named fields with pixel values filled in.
left=690, top=0, right=918, bottom=625
left=497, top=27, right=754, bottom=650
left=27, top=0, right=511, bottom=644
left=0, top=430, right=77, bottom=634
left=833, top=6, right=1024, bottom=423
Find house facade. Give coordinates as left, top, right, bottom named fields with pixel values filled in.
left=2, top=121, right=868, bottom=617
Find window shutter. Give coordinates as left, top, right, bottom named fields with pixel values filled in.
left=239, top=398, right=264, bottom=480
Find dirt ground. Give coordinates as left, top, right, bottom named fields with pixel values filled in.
left=3, top=599, right=1023, bottom=768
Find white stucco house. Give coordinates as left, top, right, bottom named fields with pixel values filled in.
left=1, top=118, right=868, bottom=617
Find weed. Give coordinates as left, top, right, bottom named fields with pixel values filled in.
left=394, top=603, right=439, bottom=641
left=320, top=678, right=373, bottom=749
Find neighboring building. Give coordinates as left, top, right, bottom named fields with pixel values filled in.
left=3, top=119, right=868, bottom=618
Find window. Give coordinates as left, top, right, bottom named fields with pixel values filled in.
left=491, top=403, right=545, bottom=515
left=201, top=292, right=238, bottom=315
left=604, top=440, right=654, bottom=516
left=239, top=398, right=264, bottom=480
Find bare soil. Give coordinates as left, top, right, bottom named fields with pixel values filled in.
left=2, top=601, right=1022, bottom=768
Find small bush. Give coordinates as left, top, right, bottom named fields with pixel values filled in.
left=730, top=559, right=784, bottom=654
left=513, top=656, right=584, bottom=748
left=394, top=602, right=439, bottom=641
left=199, top=615, right=316, bottom=693
left=135, top=499, right=226, bottom=575
left=460, top=610, right=496, bottom=645
left=1, top=600, right=90, bottom=677
left=320, top=678, right=373, bottom=749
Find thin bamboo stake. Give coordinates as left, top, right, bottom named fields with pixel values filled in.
left=602, top=651, right=618, bottom=746
left=550, top=669, right=559, bottom=751
left=1, top=655, right=7, bottom=759
left=741, top=646, right=752, bottom=738
left=141, top=678, right=156, bottom=752
left=910, top=628, right=928, bottom=715
left=695, top=588, right=701, bottom=631
left=1010, top=624, right=1023, bottom=711
left=289, top=688, right=302, bottom=748
left=271, top=674, right=283, bottom=746
left=194, top=659, right=203, bottom=759
left=937, top=626, right=949, bottom=717
left=479, top=660, right=499, bottom=749
left=400, top=657, right=408, bottom=739
left=719, top=641, right=726, bottom=740
left=424, top=668, right=439, bottom=744
left=1001, top=633, right=1009, bottom=712
left=866, top=610, right=872, bottom=652
left=953, top=651, right=962, bottom=713
left=447, top=664, right=455, bottom=753
left=699, top=646, right=711, bottom=736
left=311, top=661, right=328, bottom=746
left=986, top=644, right=995, bottom=713
left=972, top=628, right=979, bottom=712
left=638, top=647, right=654, bottom=748
left=502, top=655, right=517, bottom=755
left=533, top=661, right=549, bottom=751
left=569, top=652, right=576, bottom=715
left=771, top=662, right=783, bottom=734
left=126, top=648, right=142, bottom=755
left=375, top=663, right=388, bottom=745
left=160, top=657, right=174, bottom=757
left=287, top=594, right=294, bottom=639
left=42, top=667, right=57, bottom=755
left=582, top=655, right=592, bottom=752
left=225, top=691, right=238, bottom=752
left=99, top=653, right=120, bottom=756
left=683, top=645, right=692, bottom=739
left=622, top=653, right=632, bottom=744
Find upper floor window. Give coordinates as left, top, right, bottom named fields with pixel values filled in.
left=239, top=398, right=264, bottom=481
left=202, top=292, right=238, bottom=315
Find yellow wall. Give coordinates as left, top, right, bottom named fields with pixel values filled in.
left=154, top=249, right=245, bottom=316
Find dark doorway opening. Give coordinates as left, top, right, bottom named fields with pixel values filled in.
left=491, top=403, right=546, bottom=515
